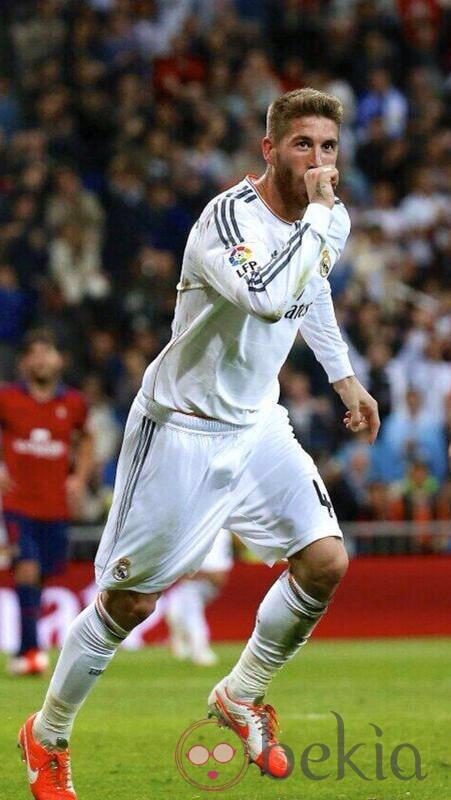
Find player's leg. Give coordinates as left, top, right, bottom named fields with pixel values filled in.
left=6, top=513, right=48, bottom=675
left=225, top=538, right=347, bottom=703
left=21, top=402, right=248, bottom=797
left=208, top=405, right=347, bottom=776
left=12, top=560, right=44, bottom=663
left=19, top=588, right=158, bottom=800
left=32, top=588, right=159, bottom=746
left=28, top=401, right=163, bottom=755
left=165, top=530, right=232, bottom=665
left=166, top=571, right=227, bottom=665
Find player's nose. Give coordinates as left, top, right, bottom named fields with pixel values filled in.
left=309, top=146, right=323, bottom=167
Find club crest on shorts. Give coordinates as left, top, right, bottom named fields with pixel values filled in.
left=319, top=248, right=331, bottom=277
left=112, top=557, right=131, bottom=581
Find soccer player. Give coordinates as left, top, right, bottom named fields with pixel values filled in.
left=0, top=329, right=93, bottom=676
left=165, top=528, right=233, bottom=666
left=19, top=89, right=380, bottom=797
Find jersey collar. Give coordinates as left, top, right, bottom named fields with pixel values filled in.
left=245, top=175, right=295, bottom=226
left=19, top=380, right=67, bottom=400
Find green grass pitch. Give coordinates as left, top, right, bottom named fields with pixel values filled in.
left=1, top=639, right=450, bottom=800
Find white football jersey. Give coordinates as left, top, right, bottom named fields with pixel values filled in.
left=142, top=177, right=354, bottom=424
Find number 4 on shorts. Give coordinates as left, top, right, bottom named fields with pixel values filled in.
left=312, top=479, right=333, bottom=518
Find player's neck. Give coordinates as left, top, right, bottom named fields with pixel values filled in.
left=27, top=380, right=58, bottom=402
left=252, top=171, right=306, bottom=223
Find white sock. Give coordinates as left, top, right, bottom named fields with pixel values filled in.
left=166, top=578, right=219, bottom=656
left=228, top=570, right=328, bottom=703
left=33, top=595, right=128, bottom=746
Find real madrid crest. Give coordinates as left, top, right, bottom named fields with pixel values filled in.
left=319, top=248, right=331, bottom=277
left=112, top=557, right=131, bottom=582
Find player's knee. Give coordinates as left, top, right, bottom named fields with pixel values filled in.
left=290, top=541, right=349, bottom=599
left=308, top=548, right=349, bottom=594
left=129, top=593, right=159, bottom=625
left=322, top=548, right=349, bottom=588
left=102, top=589, right=159, bottom=630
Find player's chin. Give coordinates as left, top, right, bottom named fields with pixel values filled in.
left=296, top=186, right=308, bottom=205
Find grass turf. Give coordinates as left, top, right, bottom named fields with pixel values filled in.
left=1, top=639, right=450, bottom=800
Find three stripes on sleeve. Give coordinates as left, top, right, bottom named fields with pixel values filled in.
left=213, top=186, right=310, bottom=291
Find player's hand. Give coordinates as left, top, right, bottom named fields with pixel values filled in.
left=332, top=375, right=380, bottom=444
left=0, top=463, right=16, bottom=494
left=66, top=474, right=86, bottom=518
left=304, top=166, right=339, bottom=210
left=0, top=542, right=12, bottom=569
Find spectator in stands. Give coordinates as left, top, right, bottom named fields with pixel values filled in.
left=363, top=342, right=393, bottom=422
left=380, top=388, right=448, bottom=482
left=360, top=181, right=404, bottom=239
left=114, top=346, right=146, bottom=426
left=46, top=165, right=104, bottom=249
left=0, top=76, right=21, bottom=140
left=336, top=434, right=382, bottom=507
left=0, top=263, right=33, bottom=379
left=11, top=0, right=66, bottom=76
left=410, top=335, right=451, bottom=421
left=390, top=460, right=447, bottom=552
left=356, top=68, right=408, bottom=140
left=345, top=221, right=403, bottom=305
left=81, top=374, right=121, bottom=478
left=49, top=221, right=110, bottom=307
left=281, top=368, right=335, bottom=459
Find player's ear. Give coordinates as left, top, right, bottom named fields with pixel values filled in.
left=261, top=136, right=275, bottom=166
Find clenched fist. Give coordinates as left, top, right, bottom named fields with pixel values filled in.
left=304, top=166, right=339, bottom=209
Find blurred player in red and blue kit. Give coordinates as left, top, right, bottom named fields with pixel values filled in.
left=0, top=329, right=93, bottom=676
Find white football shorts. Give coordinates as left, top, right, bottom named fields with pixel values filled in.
left=95, top=391, right=342, bottom=593
left=198, top=528, right=233, bottom=573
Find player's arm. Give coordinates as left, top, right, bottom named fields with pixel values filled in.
left=66, top=429, right=94, bottom=517
left=299, top=279, right=354, bottom=384
left=0, top=456, right=14, bottom=494
left=201, top=196, right=340, bottom=323
left=0, top=392, right=15, bottom=494
left=66, top=400, right=95, bottom=516
left=71, top=429, right=94, bottom=486
left=299, top=284, right=380, bottom=443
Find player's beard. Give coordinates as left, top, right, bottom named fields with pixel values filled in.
left=273, top=159, right=308, bottom=215
left=28, top=369, right=58, bottom=388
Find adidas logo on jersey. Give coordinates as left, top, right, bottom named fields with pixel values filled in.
left=284, top=302, right=312, bottom=320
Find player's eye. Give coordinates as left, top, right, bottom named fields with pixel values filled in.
left=296, top=141, right=309, bottom=149
left=213, top=743, right=235, bottom=764
left=187, top=745, right=210, bottom=765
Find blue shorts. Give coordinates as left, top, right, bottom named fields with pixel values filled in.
left=5, top=512, right=68, bottom=578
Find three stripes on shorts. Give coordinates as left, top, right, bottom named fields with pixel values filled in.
left=98, top=416, right=156, bottom=580
left=116, top=417, right=155, bottom=540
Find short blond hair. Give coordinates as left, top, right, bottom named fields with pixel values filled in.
left=267, top=88, right=343, bottom=142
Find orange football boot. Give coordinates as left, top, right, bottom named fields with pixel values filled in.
left=208, top=677, right=291, bottom=778
left=18, top=714, right=77, bottom=799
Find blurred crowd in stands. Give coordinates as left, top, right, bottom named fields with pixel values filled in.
left=0, top=0, right=449, bottom=533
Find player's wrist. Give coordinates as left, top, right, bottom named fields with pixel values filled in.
left=302, top=203, right=332, bottom=239
left=332, top=375, right=356, bottom=394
